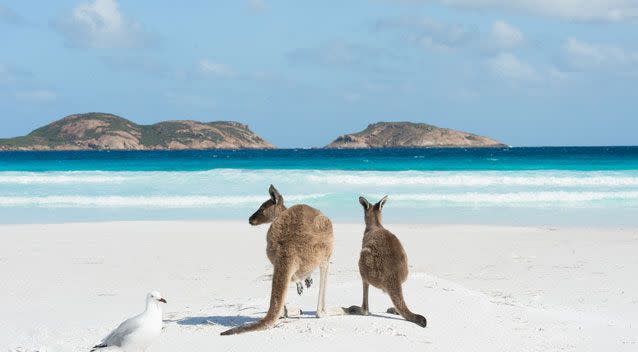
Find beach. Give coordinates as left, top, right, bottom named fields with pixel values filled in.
left=3, top=0, right=637, bottom=350
left=3, top=221, right=637, bottom=351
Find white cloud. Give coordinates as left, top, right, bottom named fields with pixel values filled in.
left=341, top=92, right=363, bottom=103
left=487, top=52, right=537, bottom=81
left=14, top=89, right=57, bottom=103
left=52, top=0, right=155, bottom=49
left=392, top=0, right=638, bottom=22
left=2, top=65, right=60, bottom=103
left=197, top=60, right=236, bottom=78
left=548, top=67, right=569, bottom=81
left=491, top=21, right=524, bottom=48
left=376, top=17, right=476, bottom=51
left=0, top=4, right=26, bottom=25
left=289, top=42, right=359, bottom=66
left=0, top=64, right=31, bottom=85
left=0, top=64, right=13, bottom=83
left=287, top=41, right=403, bottom=76
left=189, top=60, right=283, bottom=83
left=100, top=54, right=165, bottom=74
left=486, top=53, right=568, bottom=84
left=564, top=38, right=638, bottom=71
left=377, top=17, right=529, bottom=54
left=248, top=0, right=268, bottom=13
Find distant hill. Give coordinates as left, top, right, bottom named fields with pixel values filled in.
left=0, top=113, right=275, bottom=150
left=325, top=121, right=506, bottom=149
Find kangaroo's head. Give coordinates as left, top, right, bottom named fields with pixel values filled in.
left=359, top=195, right=388, bottom=228
left=249, top=184, right=286, bottom=225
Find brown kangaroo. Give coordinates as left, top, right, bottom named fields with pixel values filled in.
left=346, top=196, right=427, bottom=328
left=221, top=185, right=336, bottom=335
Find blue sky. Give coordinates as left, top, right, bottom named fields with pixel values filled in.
left=1, top=0, right=637, bottom=147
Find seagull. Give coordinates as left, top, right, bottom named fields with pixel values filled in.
left=91, top=291, right=167, bottom=352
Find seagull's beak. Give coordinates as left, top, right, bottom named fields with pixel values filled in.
left=158, top=298, right=167, bottom=304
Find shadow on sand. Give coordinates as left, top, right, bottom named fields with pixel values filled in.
left=170, top=309, right=407, bottom=328
left=173, top=315, right=260, bottom=327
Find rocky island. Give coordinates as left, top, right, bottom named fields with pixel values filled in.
left=325, top=121, right=506, bottom=149
left=0, top=113, right=274, bottom=150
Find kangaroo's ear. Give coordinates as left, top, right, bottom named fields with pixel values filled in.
left=375, top=195, right=388, bottom=210
left=269, top=184, right=282, bottom=204
left=359, top=196, right=370, bottom=210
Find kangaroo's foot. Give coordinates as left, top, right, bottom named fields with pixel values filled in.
left=283, top=305, right=302, bottom=318
left=317, top=306, right=348, bottom=318
left=412, top=314, right=427, bottom=327
left=296, top=282, right=303, bottom=295
left=386, top=307, right=400, bottom=315
left=316, top=308, right=325, bottom=318
left=344, top=305, right=370, bottom=316
left=305, top=277, right=313, bottom=289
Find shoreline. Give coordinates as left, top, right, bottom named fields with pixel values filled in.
left=2, top=207, right=636, bottom=227
left=1, top=219, right=636, bottom=231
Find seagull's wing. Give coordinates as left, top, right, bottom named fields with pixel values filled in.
left=95, top=313, right=143, bottom=348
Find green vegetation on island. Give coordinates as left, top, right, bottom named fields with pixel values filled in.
left=325, top=122, right=506, bottom=149
left=0, top=113, right=275, bottom=150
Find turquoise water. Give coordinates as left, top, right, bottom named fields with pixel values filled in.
left=3, top=147, right=638, bottom=171
left=1, top=147, right=638, bottom=225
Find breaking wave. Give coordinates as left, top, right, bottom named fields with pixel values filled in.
left=0, top=194, right=327, bottom=207
left=1, top=191, right=636, bottom=208
left=386, top=191, right=638, bottom=203
left=2, top=170, right=638, bottom=187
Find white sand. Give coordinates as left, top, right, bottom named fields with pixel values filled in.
left=1, top=221, right=637, bottom=351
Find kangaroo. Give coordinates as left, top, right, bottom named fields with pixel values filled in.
left=346, top=196, right=427, bottom=328
left=221, top=185, right=336, bottom=335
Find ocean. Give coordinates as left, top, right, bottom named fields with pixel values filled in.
left=1, top=147, right=637, bottom=226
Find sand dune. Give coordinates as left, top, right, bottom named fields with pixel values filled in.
left=1, top=221, right=637, bottom=351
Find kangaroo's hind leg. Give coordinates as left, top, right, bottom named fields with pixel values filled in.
left=283, top=305, right=302, bottom=318
left=314, top=260, right=347, bottom=318
left=284, top=277, right=303, bottom=317
left=345, top=281, right=370, bottom=315
left=315, top=261, right=328, bottom=317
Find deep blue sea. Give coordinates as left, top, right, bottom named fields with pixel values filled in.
left=1, top=147, right=637, bottom=225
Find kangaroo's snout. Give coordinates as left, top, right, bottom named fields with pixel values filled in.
left=249, top=214, right=258, bottom=225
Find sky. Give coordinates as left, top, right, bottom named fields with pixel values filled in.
left=1, top=0, right=637, bottom=147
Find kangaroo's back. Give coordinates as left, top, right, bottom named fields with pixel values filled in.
left=269, top=204, right=332, bottom=242
left=360, top=227, right=408, bottom=287
left=267, top=204, right=333, bottom=271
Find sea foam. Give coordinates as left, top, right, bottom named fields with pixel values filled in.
left=0, top=194, right=327, bottom=207
left=2, top=170, right=638, bottom=187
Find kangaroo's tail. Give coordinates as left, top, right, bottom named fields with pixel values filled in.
left=90, top=343, right=107, bottom=351
left=388, top=284, right=427, bottom=328
left=221, top=263, right=292, bottom=335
